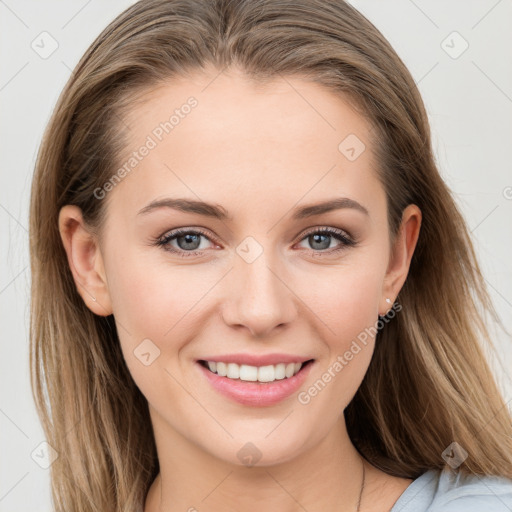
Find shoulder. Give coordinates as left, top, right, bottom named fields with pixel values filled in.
left=391, top=467, right=512, bottom=512
left=430, top=468, right=512, bottom=511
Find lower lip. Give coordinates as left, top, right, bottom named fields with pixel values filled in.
left=197, top=361, right=314, bottom=407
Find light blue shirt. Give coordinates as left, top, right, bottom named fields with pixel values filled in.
left=390, top=467, right=512, bottom=511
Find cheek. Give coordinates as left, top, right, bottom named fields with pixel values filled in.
left=294, top=259, right=383, bottom=347
left=291, top=260, right=383, bottom=415
left=104, top=249, right=218, bottom=383
left=106, top=246, right=211, bottom=337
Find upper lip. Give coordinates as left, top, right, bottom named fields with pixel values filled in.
left=198, top=353, right=314, bottom=366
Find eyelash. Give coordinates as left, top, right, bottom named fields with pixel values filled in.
left=153, top=226, right=356, bottom=258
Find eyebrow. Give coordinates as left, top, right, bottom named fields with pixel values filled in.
left=137, top=197, right=369, bottom=220
left=292, top=197, right=369, bottom=219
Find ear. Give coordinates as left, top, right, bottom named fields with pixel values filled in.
left=58, top=205, right=113, bottom=316
left=380, top=204, right=422, bottom=315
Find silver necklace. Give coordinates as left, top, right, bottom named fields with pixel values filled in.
left=356, top=457, right=366, bottom=511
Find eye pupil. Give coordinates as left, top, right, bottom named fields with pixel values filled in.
left=310, top=233, right=330, bottom=250
left=177, top=233, right=201, bottom=250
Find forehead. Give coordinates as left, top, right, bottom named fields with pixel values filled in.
left=109, top=68, right=381, bottom=220
left=124, top=68, right=371, bottom=147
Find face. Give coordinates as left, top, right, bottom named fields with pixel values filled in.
left=61, top=66, right=420, bottom=467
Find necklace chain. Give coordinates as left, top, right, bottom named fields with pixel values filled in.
left=356, top=457, right=366, bottom=511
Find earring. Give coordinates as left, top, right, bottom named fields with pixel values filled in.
left=378, top=297, right=393, bottom=318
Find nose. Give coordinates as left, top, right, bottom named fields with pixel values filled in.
left=221, top=247, right=297, bottom=338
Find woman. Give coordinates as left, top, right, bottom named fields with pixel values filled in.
left=29, top=0, right=512, bottom=510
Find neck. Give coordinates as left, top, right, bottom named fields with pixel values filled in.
left=145, top=411, right=367, bottom=512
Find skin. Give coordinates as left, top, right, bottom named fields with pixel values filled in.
left=59, top=66, right=421, bottom=512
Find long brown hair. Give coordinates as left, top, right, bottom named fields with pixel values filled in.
left=29, top=0, right=512, bottom=510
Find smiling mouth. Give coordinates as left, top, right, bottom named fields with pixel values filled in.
left=198, top=359, right=315, bottom=384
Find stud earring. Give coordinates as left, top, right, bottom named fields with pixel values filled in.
left=385, top=298, right=392, bottom=304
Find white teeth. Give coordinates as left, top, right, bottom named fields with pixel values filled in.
left=204, top=360, right=305, bottom=382
left=216, top=362, right=227, bottom=377
left=274, top=363, right=286, bottom=380
left=258, top=365, right=275, bottom=382
left=240, top=365, right=258, bottom=381
left=226, top=363, right=239, bottom=379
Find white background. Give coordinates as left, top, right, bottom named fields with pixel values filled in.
left=1, top=1, right=511, bottom=510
